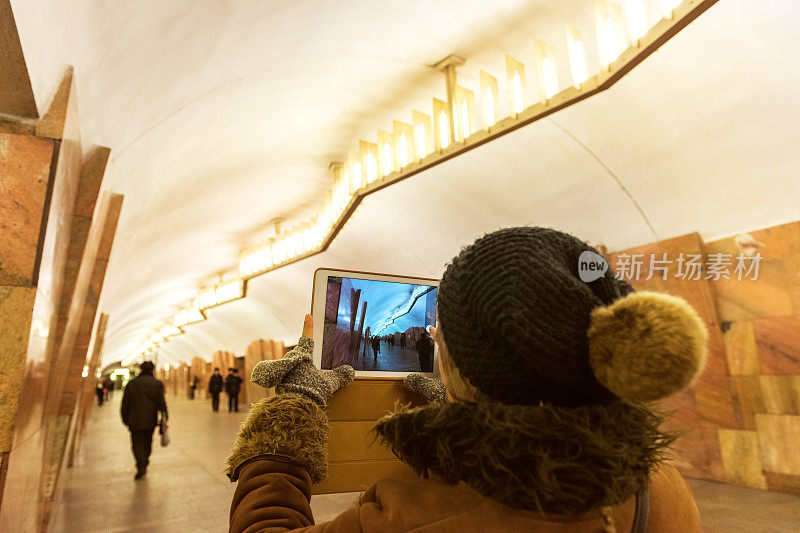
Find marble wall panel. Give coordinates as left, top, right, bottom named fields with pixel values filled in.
left=0, top=0, right=38, bottom=118
left=706, top=222, right=800, bottom=322
left=721, top=320, right=759, bottom=375
left=669, top=428, right=724, bottom=482
left=755, top=414, right=800, bottom=476
left=0, top=70, right=84, bottom=531
left=759, top=376, right=800, bottom=415
left=731, top=375, right=766, bottom=431
left=753, top=315, right=800, bottom=375
left=658, top=388, right=699, bottom=434
left=0, top=133, right=54, bottom=287
left=718, top=429, right=767, bottom=489
left=692, top=373, right=738, bottom=429
left=245, top=340, right=270, bottom=405
left=58, top=194, right=121, bottom=414
left=0, top=286, right=37, bottom=452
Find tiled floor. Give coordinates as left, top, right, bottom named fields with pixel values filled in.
left=357, top=340, right=425, bottom=371
left=49, top=393, right=357, bottom=532
left=51, top=392, right=800, bottom=532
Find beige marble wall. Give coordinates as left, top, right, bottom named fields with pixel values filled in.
left=607, top=221, right=800, bottom=496
left=244, top=339, right=284, bottom=405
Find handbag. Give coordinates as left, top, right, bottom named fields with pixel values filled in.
left=158, top=418, right=170, bottom=447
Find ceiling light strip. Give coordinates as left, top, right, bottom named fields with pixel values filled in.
left=133, top=0, right=717, bottom=362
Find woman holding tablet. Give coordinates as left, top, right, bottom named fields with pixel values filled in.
left=226, top=227, right=704, bottom=532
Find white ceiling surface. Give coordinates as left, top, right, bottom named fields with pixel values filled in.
left=10, top=0, right=800, bottom=365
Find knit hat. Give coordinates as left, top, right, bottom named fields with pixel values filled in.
left=436, top=227, right=707, bottom=407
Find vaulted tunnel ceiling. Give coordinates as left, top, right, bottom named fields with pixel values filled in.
left=9, top=0, right=800, bottom=365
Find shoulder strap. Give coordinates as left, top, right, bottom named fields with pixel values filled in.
left=631, top=487, right=650, bottom=533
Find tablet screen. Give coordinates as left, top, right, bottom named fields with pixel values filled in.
left=320, top=276, right=437, bottom=372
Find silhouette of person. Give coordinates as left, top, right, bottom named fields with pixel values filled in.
left=95, top=381, right=105, bottom=406
left=209, top=367, right=224, bottom=411
left=121, top=361, right=168, bottom=480
left=371, top=337, right=381, bottom=361
left=226, top=368, right=243, bottom=412
left=415, top=332, right=434, bottom=372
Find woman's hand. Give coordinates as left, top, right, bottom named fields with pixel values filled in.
left=250, top=314, right=354, bottom=406
left=404, top=373, right=447, bottom=402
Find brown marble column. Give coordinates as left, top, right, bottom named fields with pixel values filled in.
left=66, top=313, right=108, bottom=468
left=244, top=340, right=285, bottom=405
left=0, top=68, right=83, bottom=531
left=38, top=193, right=122, bottom=514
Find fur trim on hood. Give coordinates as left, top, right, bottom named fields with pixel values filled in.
left=373, top=400, right=672, bottom=515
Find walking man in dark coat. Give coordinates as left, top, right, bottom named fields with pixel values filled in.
left=121, top=361, right=168, bottom=480
left=225, top=368, right=243, bottom=412
left=209, top=367, right=224, bottom=412
left=371, top=336, right=381, bottom=362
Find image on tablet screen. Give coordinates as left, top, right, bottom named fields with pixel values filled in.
left=321, top=276, right=437, bottom=372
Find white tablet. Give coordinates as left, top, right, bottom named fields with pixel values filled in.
left=311, top=268, right=439, bottom=378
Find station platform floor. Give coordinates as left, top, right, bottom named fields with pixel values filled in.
left=50, top=392, right=800, bottom=532
left=49, top=393, right=356, bottom=532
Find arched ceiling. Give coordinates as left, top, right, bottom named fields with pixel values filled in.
left=10, top=0, right=800, bottom=365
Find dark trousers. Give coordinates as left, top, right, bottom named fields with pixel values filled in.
left=228, top=393, right=239, bottom=412
left=130, top=428, right=155, bottom=474
left=211, top=392, right=220, bottom=411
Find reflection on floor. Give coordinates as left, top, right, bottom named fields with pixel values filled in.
left=51, top=392, right=800, bottom=532
left=357, top=340, right=423, bottom=371
left=50, top=393, right=357, bottom=532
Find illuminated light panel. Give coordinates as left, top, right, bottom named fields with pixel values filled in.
left=364, top=151, right=377, bottom=182
left=214, top=279, right=244, bottom=304
left=432, top=98, right=450, bottom=151
left=596, top=1, right=628, bottom=67
left=238, top=244, right=272, bottom=277
left=438, top=110, right=449, bottom=148
left=512, top=73, right=523, bottom=113
left=460, top=100, right=469, bottom=139
left=394, top=121, right=414, bottom=168
left=535, top=40, right=559, bottom=102
left=173, top=307, right=205, bottom=328
left=399, top=133, right=409, bottom=167
left=196, top=287, right=217, bottom=309
left=625, top=0, right=650, bottom=40
left=566, top=26, right=589, bottom=87
left=381, top=143, right=392, bottom=174
left=507, top=55, right=527, bottom=115
left=414, top=123, right=425, bottom=158
left=484, top=85, right=495, bottom=126
left=542, top=57, right=558, bottom=98
left=160, top=325, right=182, bottom=338
left=599, top=16, right=619, bottom=65
left=660, top=0, right=682, bottom=17
left=480, top=70, right=498, bottom=129
left=351, top=162, right=361, bottom=191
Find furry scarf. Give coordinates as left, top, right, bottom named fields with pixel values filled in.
left=373, top=399, right=673, bottom=515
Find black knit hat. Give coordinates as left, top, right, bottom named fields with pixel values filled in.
left=436, top=227, right=708, bottom=407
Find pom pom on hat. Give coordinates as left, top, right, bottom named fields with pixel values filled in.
left=588, top=291, right=708, bottom=403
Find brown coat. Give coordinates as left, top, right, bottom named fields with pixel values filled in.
left=230, top=458, right=699, bottom=532
left=229, top=398, right=701, bottom=532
